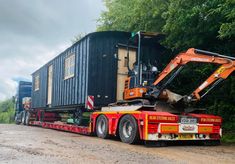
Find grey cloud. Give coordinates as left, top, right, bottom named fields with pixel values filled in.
left=0, top=0, right=104, bottom=44
left=0, top=0, right=104, bottom=100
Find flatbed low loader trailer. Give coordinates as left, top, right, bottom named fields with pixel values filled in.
left=19, top=31, right=235, bottom=146
left=28, top=109, right=222, bottom=145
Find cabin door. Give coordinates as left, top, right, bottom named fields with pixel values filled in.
left=47, top=65, right=53, bottom=105
left=116, top=47, right=136, bottom=101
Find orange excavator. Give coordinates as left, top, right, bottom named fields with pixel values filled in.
left=122, top=32, right=235, bottom=112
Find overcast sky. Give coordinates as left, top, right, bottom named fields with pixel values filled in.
left=0, top=0, right=104, bottom=100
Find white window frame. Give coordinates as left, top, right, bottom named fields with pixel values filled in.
left=64, top=53, right=75, bottom=80
left=34, top=75, right=40, bottom=91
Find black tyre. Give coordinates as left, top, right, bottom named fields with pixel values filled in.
left=25, top=111, right=31, bottom=126
left=96, top=115, right=109, bottom=139
left=119, top=115, right=139, bottom=144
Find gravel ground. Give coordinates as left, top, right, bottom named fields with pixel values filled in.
left=0, top=124, right=234, bottom=164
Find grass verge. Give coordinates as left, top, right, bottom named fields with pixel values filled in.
left=221, top=133, right=235, bottom=144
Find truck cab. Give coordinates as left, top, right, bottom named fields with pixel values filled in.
left=15, top=81, right=32, bottom=124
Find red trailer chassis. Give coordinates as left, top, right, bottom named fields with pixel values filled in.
left=29, top=110, right=222, bottom=145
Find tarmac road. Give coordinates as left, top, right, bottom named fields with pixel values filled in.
left=0, top=124, right=234, bottom=164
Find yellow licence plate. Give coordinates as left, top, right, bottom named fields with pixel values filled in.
left=179, top=134, right=193, bottom=140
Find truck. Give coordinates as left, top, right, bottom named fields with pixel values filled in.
left=18, top=31, right=235, bottom=146
left=14, top=81, right=32, bottom=125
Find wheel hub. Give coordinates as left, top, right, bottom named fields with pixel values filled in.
left=98, top=120, right=105, bottom=134
left=123, top=121, right=133, bottom=138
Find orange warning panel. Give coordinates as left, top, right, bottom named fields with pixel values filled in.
left=160, top=124, right=178, bottom=134
left=198, top=125, right=213, bottom=134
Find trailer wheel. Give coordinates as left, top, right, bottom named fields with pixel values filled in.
left=25, top=111, right=31, bottom=126
left=96, top=115, right=109, bottom=139
left=119, top=115, right=139, bottom=144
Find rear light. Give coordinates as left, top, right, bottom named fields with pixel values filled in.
left=148, top=123, right=158, bottom=134
left=173, top=134, right=178, bottom=138
left=212, top=126, right=220, bottom=133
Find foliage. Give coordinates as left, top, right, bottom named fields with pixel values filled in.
left=162, top=0, right=235, bottom=52
left=222, top=133, right=235, bottom=143
left=97, top=0, right=235, bottom=133
left=0, top=99, right=15, bottom=123
left=218, top=0, right=235, bottom=39
left=97, top=0, right=168, bottom=32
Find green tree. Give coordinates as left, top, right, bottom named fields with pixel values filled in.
left=160, top=0, right=235, bottom=133
left=97, top=0, right=169, bottom=32
left=98, top=0, right=235, bottom=52
left=218, top=0, right=235, bottom=39
left=0, top=99, right=15, bottom=123
left=162, top=0, right=235, bottom=53
left=97, top=0, right=235, bottom=133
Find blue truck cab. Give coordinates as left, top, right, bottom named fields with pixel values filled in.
left=15, top=81, right=32, bottom=124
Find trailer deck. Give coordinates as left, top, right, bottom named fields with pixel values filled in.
left=30, top=121, right=91, bottom=135
left=29, top=110, right=222, bottom=145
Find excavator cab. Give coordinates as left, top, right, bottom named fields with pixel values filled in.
left=123, top=31, right=161, bottom=100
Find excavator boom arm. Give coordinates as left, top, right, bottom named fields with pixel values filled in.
left=153, top=48, right=235, bottom=101
left=192, top=63, right=235, bottom=100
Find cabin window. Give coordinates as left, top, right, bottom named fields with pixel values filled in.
left=64, top=54, right=75, bottom=79
left=34, top=75, right=40, bottom=91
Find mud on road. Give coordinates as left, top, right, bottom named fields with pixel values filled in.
left=0, top=124, right=234, bottom=164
